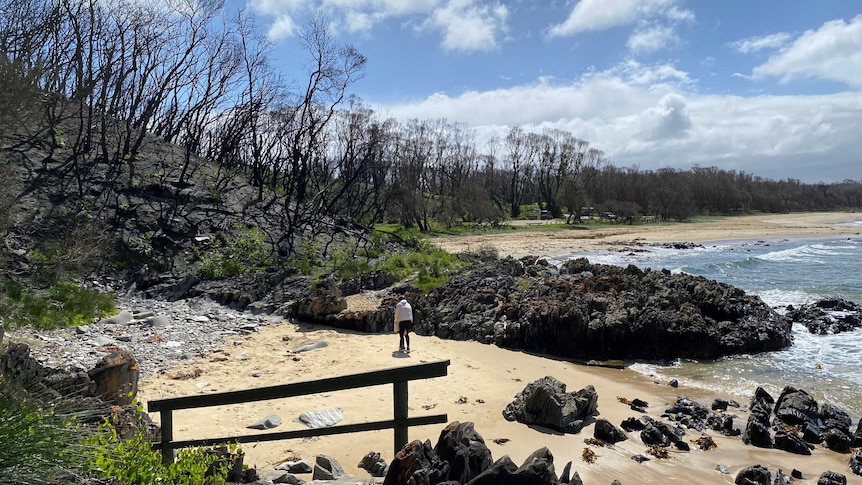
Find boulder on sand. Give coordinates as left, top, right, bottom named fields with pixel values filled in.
left=502, top=376, right=598, bottom=433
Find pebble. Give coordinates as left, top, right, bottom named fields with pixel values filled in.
left=9, top=295, right=285, bottom=378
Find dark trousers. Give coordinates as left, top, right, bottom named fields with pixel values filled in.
left=398, top=320, right=413, bottom=349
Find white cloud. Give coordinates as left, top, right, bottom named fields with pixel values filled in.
left=248, top=0, right=508, bottom=52
left=612, top=59, right=692, bottom=87
left=752, top=15, right=862, bottom=87
left=664, top=5, right=694, bottom=23
left=424, top=0, right=509, bottom=52
left=249, top=0, right=306, bottom=19
left=321, top=0, right=438, bottom=15
left=547, top=0, right=691, bottom=38
left=268, top=14, right=299, bottom=39
left=372, top=61, right=862, bottom=182
left=729, top=32, right=791, bottom=54
left=627, top=24, right=677, bottom=53
left=636, top=93, right=692, bottom=140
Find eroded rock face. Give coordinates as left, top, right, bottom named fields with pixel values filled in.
left=502, top=376, right=598, bottom=434
left=417, top=257, right=792, bottom=361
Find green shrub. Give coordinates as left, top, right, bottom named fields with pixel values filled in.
left=0, top=280, right=115, bottom=330
left=0, top=374, right=94, bottom=485
left=85, top=413, right=237, bottom=485
left=198, top=225, right=270, bottom=280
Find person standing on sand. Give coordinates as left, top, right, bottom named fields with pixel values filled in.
left=394, top=298, right=413, bottom=352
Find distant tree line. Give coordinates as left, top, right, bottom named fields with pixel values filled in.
left=1, top=0, right=860, bottom=259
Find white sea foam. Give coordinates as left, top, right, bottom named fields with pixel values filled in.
left=755, top=288, right=820, bottom=308
left=756, top=245, right=826, bottom=263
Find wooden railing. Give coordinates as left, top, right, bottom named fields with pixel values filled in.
left=147, top=360, right=450, bottom=464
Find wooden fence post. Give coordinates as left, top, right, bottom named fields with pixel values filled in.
left=393, top=380, right=408, bottom=455
left=160, top=409, right=174, bottom=465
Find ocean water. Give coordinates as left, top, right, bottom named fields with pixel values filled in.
left=562, top=221, right=862, bottom=420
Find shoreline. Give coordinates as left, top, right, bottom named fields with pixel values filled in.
left=429, top=211, right=862, bottom=260
left=136, top=211, right=862, bottom=484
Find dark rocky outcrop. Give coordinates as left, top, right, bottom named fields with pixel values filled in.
left=127, top=254, right=795, bottom=364
left=434, top=422, right=493, bottom=485
left=735, top=464, right=771, bottom=485
left=849, top=451, right=862, bottom=476
left=853, top=420, right=862, bottom=447
left=620, top=417, right=647, bottom=432
left=593, top=419, right=627, bottom=444
left=817, top=470, right=847, bottom=485
left=466, top=447, right=558, bottom=485
left=502, top=377, right=598, bottom=433
left=737, top=385, right=859, bottom=458
left=774, top=430, right=811, bottom=455
left=383, top=439, right=449, bottom=485
left=820, top=403, right=854, bottom=452
left=773, top=387, right=819, bottom=429
left=743, top=388, right=775, bottom=448
left=383, top=430, right=565, bottom=485
left=786, top=299, right=862, bottom=335
left=660, top=396, right=739, bottom=438
left=182, top=256, right=792, bottom=364
left=358, top=452, right=389, bottom=478
left=416, top=258, right=792, bottom=361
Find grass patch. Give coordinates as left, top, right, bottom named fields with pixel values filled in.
left=378, top=243, right=467, bottom=293
left=0, top=280, right=115, bottom=330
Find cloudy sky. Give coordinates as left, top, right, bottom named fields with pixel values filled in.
left=234, top=0, right=862, bottom=183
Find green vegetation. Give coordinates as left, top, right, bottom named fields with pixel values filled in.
left=197, top=225, right=270, bottom=280
left=288, top=228, right=468, bottom=293
left=378, top=241, right=467, bottom=293
left=0, top=374, right=91, bottom=485
left=85, top=414, right=238, bottom=485
left=0, top=377, right=238, bottom=485
left=0, top=280, right=115, bottom=330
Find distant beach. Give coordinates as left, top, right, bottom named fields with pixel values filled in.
left=137, top=211, right=862, bottom=484
left=428, top=211, right=862, bottom=259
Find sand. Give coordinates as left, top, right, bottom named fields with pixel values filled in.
left=430, top=211, right=862, bottom=259
left=136, top=211, right=862, bottom=484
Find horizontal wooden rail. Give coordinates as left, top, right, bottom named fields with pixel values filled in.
left=147, top=359, right=450, bottom=464
left=152, top=415, right=448, bottom=450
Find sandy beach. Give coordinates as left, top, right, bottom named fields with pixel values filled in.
left=136, top=211, right=862, bottom=484
left=430, top=211, right=862, bottom=259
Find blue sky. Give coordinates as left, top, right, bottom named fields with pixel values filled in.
left=232, top=0, right=862, bottom=183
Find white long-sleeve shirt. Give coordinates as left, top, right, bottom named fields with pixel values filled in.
left=394, top=299, right=413, bottom=323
